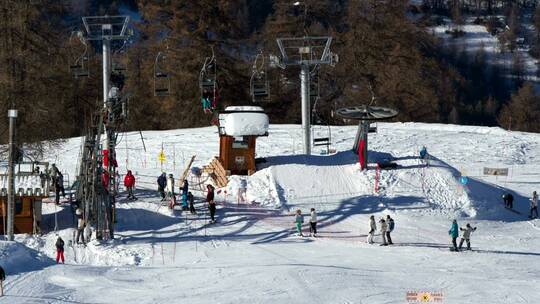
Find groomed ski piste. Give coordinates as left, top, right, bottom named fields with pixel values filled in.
left=1, top=122, right=540, bottom=304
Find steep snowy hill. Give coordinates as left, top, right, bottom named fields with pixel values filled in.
left=1, top=122, right=539, bottom=304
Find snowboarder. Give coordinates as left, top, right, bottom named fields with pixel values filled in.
left=294, top=209, right=304, bottom=236
left=419, top=146, right=428, bottom=166
left=75, top=208, right=85, bottom=245
left=502, top=193, right=514, bottom=209
left=167, top=174, right=176, bottom=208
left=309, top=208, right=317, bottom=237
left=448, top=220, right=459, bottom=251
left=379, top=219, right=388, bottom=246
left=157, top=173, right=167, bottom=200
left=386, top=215, right=394, bottom=245
left=0, top=265, right=5, bottom=297
left=237, top=178, right=247, bottom=204
left=124, top=170, right=136, bottom=200
left=55, top=236, right=65, bottom=264
left=458, top=223, right=477, bottom=250
left=530, top=191, right=538, bottom=219
left=188, top=192, right=196, bottom=214
left=367, top=215, right=376, bottom=244
left=207, top=184, right=216, bottom=223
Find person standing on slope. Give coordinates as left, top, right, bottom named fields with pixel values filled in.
left=379, top=219, right=388, bottom=246
left=56, top=236, right=65, bottom=264
left=181, top=180, right=189, bottom=197
left=207, top=184, right=216, bottom=223
left=502, top=193, right=514, bottom=209
left=157, top=173, right=167, bottom=201
left=294, top=209, right=304, bottom=237
left=367, top=215, right=376, bottom=244
left=124, top=170, right=136, bottom=200
left=188, top=192, right=196, bottom=214
left=530, top=191, right=538, bottom=219
left=167, top=174, right=176, bottom=208
left=459, top=223, right=477, bottom=250
left=309, top=208, right=317, bottom=237
left=386, top=215, right=394, bottom=245
left=449, top=220, right=459, bottom=251
left=75, top=208, right=85, bottom=245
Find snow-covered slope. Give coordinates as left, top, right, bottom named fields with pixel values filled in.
left=1, top=122, right=539, bottom=304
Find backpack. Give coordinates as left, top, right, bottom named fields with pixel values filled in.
left=389, top=219, right=395, bottom=231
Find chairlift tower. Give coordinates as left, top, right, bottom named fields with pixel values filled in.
left=77, top=15, right=130, bottom=240
left=273, top=36, right=337, bottom=155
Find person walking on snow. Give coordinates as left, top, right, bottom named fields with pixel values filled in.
left=75, top=208, right=85, bottom=245
left=157, top=173, right=167, bottom=200
left=386, top=215, right=394, bottom=245
left=309, top=208, right=317, bottom=237
left=181, top=180, right=189, bottom=196
left=55, top=236, right=65, bottom=264
left=367, top=215, right=376, bottom=244
left=124, top=170, right=136, bottom=200
left=166, top=174, right=176, bottom=208
left=530, top=191, right=538, bottom=219
left=459, top=223, right=477, bottom=250
left=207, top=184, right=216, bottom=223
left=379, top=219, right=388, bottom=246
left=188, top=192, right=196, bottom=214
left=449, top=220, right=459, bottom=251
left=294, top=209, right=304, bottom=236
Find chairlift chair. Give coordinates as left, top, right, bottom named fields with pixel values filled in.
left=250, top=53, right=270, bottom=103
left=154, top=51, right=171, bottom=97
left=199, top=48, right=218, bottom=112
left=311, top=100, right=331, bottom=154
left=69, top=31, right=90, bottom=78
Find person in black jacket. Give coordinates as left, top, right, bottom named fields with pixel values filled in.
left=0, top=265, right=5, bottom=297
left=207, top=184, right=216, bottom=223
left=188, top=192, right=196, bottom=214
left=55, top=236, right=65, bottom=264
left=157, top=173, right=167, bottom=201
left=502, top=193, right=514, bottom=209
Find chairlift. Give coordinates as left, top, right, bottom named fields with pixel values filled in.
left=309, top=66, right=320, bottom=102
left=199, top=47, right=218, bottom=113
left=311, top=98, right=332, bottom=154
left=154, top=51, right=171, bottom=97
left=69, top=31, right=89, bottom=78
left=250, top=52, right=270, bottom=103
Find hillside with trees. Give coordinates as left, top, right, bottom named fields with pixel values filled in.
left=1, top=0, right=539, bottom=146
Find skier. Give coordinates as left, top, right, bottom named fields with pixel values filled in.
left=166, top=174, right=176, bottom=208
left=448, top=220, right=459, bottom=251
left=419, top=146, right=428, bottom=166
left=181, top=191, right=188, bottom=211
left=157, top=173, right=167, bottom=200
left=309, top=208, right=317, bottom=237
left=294, top=209, right=304, bottom=237
left=367, top=215, right=376, bottom=244
left=49, top=163, right=60, bottom=187
left=386, top=215, right=394, bottom=245
left=207, top=184, right=216, bottom=223
left=237, top=178, right=247, bottom=204
left=188, top=192, right=196, bottom=214
left=55, top=236, right=65, bottom=264
left=75, top=208, right=85, bottom=245
left=458, top=223, right=477, bottom=250
left=124, top=170, right=136, bottom=200
left=0, top=265, right=5, bottom=297
left=54, top=177, right=63, bottom=205
left=530, top=191, right=538, bottom=219
left=502, top=193, right=514, bottom=209
left=379, top=218, right=388, bottom=246
left=201, top=90, right=212, bottom=113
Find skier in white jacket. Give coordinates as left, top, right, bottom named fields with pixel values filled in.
left=367, top=215, right=376, bottom=244
left=166, top=174, right=176, bottom=208
left=458, top=223, right=477, bottom=250
left=379, top=219, right=388, bottom=246
left=309, top=208, right=317, bottom=237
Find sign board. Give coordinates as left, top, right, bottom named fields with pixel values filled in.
left=158, top=150, right=166, bottom=163
left=483, top=167, right=508, bottom=176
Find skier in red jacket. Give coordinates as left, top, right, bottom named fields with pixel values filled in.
left=124, top=170, right=136, bottom=200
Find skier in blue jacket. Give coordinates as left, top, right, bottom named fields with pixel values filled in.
left=448, top=220, right=459, bottom=251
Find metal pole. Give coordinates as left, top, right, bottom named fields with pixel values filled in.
left=102, top=30, right=111, bottom=146
left=300, top=64, right=311, bottom=155
left=7, top=109, right=17, bottom=241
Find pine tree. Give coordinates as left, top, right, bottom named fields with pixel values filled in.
left=498, top=83, right=540, bottom=132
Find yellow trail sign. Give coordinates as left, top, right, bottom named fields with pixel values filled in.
left=158, top=150, right=166, bottom=163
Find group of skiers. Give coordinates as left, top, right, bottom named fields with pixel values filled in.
left=502, top=191, right=538, bottom=219
left=294, top=208, right=318, bottom=237
left=367, top=215, right=395, bottom=246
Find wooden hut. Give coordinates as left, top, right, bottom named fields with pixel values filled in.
left=217, top=106, right=269, bottom=176
left=0, top=162, right=49, bottom=235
